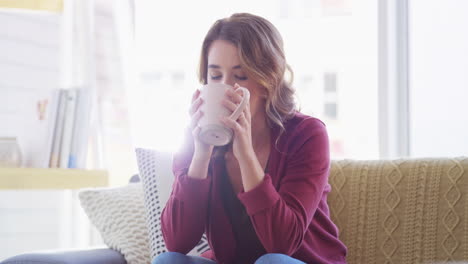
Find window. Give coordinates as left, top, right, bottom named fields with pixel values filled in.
left=131, top=0, right=379, bottom=159
left=409, top=0, right=468, bottom=157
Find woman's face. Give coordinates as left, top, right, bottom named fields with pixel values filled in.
left=207, top=39, right=265, bottom=118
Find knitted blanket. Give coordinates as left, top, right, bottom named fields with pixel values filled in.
left=328, top=157, right=468, bottom=264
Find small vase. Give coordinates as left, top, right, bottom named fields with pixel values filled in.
left=0, top=137, right=23, bottom=168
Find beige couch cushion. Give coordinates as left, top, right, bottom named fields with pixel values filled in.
left=328, top=158, right=468, bottom=264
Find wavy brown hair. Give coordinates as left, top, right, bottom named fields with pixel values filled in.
left=199, top=13, right=296, bottom=142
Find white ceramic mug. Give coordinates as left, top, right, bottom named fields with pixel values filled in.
left=198, top=83, right=250, bottom=146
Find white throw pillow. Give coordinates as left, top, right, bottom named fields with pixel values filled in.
left=135, top=148, right=210, bottom=260
left=78, top=183, right=151, bottom=264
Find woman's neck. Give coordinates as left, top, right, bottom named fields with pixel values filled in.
left=250, top=109, right=270, bottom=150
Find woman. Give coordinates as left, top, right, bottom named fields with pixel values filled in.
left=153, top=13, right=347, bottom=264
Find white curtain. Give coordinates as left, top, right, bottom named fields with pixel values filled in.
left=62, top=0, right=137, bottom=186
left=60, top=0, right=137, bottom=247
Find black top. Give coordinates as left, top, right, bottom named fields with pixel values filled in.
left=219, top=160, right=268, bottom=264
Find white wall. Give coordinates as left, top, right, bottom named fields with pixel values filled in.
left=0, top=191, right=64, bottom=260
left=409, top=0, right=468, bottom=157
left=0, top=10, right=60, bottom=168
left=0, top=9, right=100, bottom=261
left=0, top=10, right=62, bottom=260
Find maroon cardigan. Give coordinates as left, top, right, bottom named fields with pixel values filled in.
left=161, top=112, right=347, bottom=264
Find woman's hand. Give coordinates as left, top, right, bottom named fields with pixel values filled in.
left=220, top=83, right=255, bottom=162
left=189, top=89, right=214, bottom=161
left=220, top=83, right=265, bottom=192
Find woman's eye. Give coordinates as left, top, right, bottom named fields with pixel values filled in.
left=210, top=75, right=222, bottom=80
left=235, top=75, right=248, bottom=81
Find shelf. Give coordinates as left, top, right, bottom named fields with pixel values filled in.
left=0, top=168, right=108, bottom=189
left=0, top=0, right=63, bottom=12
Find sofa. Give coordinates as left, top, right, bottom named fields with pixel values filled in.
left=2, top=157, right=468, bottom=264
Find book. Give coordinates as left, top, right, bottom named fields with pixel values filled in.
left=69, top=88, right=91, bottom=168
left=59, top=89, right=77, bottom=168
left=49, top=89, right=67, bottom=168
left=44, top=89, right=61, bottom=168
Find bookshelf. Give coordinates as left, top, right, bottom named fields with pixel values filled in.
left=0, top=168, right=108, bottom=189
left=0, top=0, right=63, bottom=12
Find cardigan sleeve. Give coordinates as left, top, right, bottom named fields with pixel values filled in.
left=238, top=119, right=330, bottom=255
left=160, top=129, right=212, bottom=254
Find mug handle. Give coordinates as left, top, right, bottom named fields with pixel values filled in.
left=228, top=87, right=250, bottom=121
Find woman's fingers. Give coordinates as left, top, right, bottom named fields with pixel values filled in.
left=243, top=101, right=251, bottom=120
left=190, top=110, right=203, bottom=129
left=192, top=125, right=201, bottom=139
left=221, top=116, right=242, bottom=133
left=191, top=89, right=200, bottom=103
left=189, top=97, right=203, bottom=116
left=189, top=89, right=202, bottom=115
left=225, top=88, right=243, bottom=104
left=238, top=112, right=248, bottom=126
left=222, top=98, right=238, bottom=113
left=223, top=85, right=251, bottom=125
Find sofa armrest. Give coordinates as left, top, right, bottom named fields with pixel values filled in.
left=1, top=248, right=127, bottom=264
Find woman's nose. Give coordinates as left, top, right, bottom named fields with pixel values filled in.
left=221, top=77, right=235, bottom=87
